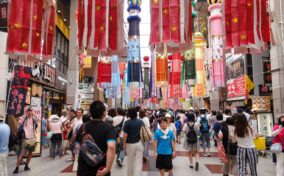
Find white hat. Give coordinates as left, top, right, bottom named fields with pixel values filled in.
left=189, top=107, right=194, bottom=111
left=165, top=113, right=171, bottom=118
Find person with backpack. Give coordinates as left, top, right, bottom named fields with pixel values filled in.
left=13, top=107, right=40, bottom=174
left=76, top=101, right=116, bottom=176
left=175, top=116, right=182, bottom=144
left=154, top=117, right=176, bottom=176
left=112, top=108, right=126, bottom=167
left=218, top=117, right=238, bottom=176
left=183, top=112, right=200, bottom=171
left=197, top=108, right=211, bottom=157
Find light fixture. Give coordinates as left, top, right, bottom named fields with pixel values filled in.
left=57, top=10, right=61, bottom=13
left=63, top=18, right=67, bottom=21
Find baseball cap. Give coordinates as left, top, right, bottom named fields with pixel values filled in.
left=165, top=113, right=171, bottom=118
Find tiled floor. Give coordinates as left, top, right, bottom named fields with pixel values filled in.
left=7, top=138, right=277, bottom=176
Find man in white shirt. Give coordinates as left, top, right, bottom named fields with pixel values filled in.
left=112, top=108, right=126, bottom=167
left=196, top=108, right=211, bottom=157
left=60, top=110, right=68, bottom=124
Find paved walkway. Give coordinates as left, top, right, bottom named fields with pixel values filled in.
left=7, top=138, right=277, bottom=176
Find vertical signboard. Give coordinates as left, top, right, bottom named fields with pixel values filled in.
left=31, top=97, right=42, bottom=156
left=226, top=54, right=246, bottom=101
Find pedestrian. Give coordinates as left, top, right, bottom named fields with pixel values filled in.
left=105, top=108, right=116, bottom=125
left=271, top=114, right=284, bottom=176
left=153, top=117, right=176, bottom=176
left=13, top=107, right=40, bottom=174
left=41, top=116, right=48, bottom=148
left=175, top=116, right=182, bottom=144
left=76, top=101, right=116, bottom=176
left=213, top=113, right=223, bottom=143
left=233, top=113, right=258, bottom=176
left=48, top=115, right=63, bottom=159
left=139, top=109, right=150, bottom=162
left=219, top=117, right=238, bottom=176
left=165, top=113, right=177, bottom=138
left=183, top=112, right=200, bottom=171
left=66, top=109, right=77, bottom=162
left=113, top=108, right=126, bottom=167
left=197, top=108, right=211, bottom=157
left=123, top=107, right=144, bottom=176
left=0, top=114, right=10, bottom=176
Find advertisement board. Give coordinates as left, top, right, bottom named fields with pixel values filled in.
left=226, top=54, right=246, bottom=101
left=31, top=97, right=42, bottom=156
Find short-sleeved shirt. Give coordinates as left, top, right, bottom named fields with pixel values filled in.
left=0, top=122, right=10, bottom=153
left=123, top=118, right=143, bottom=144
left=273, top=125, right=284, bottom=149
left=77, top=120, right=117, bottom=176
left=19, top=115, right=40, bottom=139
left=154, top=129, right=175, bottom=155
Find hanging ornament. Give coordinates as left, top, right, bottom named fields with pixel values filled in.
left=143, top=56, right=149, bottom=62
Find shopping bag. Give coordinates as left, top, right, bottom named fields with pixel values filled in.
left=254, top=137, right=266, bottom=151
left=217, top=142, right=228, bottom=163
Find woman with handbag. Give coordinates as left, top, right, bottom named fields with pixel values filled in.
left=233, top=113, right=258, bottom=176
left=271, top=114, right=284, bottom=176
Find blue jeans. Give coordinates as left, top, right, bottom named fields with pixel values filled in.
left=116, top=137, right=125, bottom=161
left=143, top=142, right=149, bottom=157
left=201, top=132, right=211, bottom=152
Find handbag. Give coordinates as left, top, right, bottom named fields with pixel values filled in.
left=217, top=142, right=228, bottom=163
left=80, top=123, right=105, bottom=167
left=254, top=137, right=266, bottom=151
left=140, top=122, right=153, bottom=143
left=270, top=143, right=282, bottom=153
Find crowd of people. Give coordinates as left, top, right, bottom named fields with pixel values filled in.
left=0, top=101, right=284, bottom=176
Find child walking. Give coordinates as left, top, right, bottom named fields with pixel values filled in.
left=183, top=112, right=200, bottom=171
left=154, top=117, right=176, bottom=176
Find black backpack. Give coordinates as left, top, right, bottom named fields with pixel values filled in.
left=17, top=117, right=37, bottom=141
left=186, top=123, right=198, bottom=144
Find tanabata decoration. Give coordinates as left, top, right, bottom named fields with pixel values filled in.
left=97, top=61, right=111, bottom=88
left=183, top=49, right=196, bottom=86
left=150, top=0, right=193, bottom=53
left=208, top=2, right=226, bottom=88
left=156, top=54, right=168, bottom=87
left=105, top=55, right=121, bottom=98
left=143, top=66, right=150, bottom=99
left=123, top=67, right=130, bottom=105
left=149, top=51, right=157, bottom=98
left=77, top=0, right=125, bottom=54
left=169, top=53, right=182, bottom=98
left=224, top=0, right=270, bottom=50
left=126, top=0, right=142, bottom=99
left=7, top=0, right=43, bottom=55
left=193, top=32, right=206, bottom=97
left=42, top=1, right=56, bottom=57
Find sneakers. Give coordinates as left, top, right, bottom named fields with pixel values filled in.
left=195, top=162, right=199, bottom=171
left=117, top=159, right=123, bottom=167
left=24, top=165, right=30, bottom=171
left=13, top=167, right=19, bottom=174
left=189, top=165, right=194, bottom=169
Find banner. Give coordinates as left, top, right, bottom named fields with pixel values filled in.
left=226, top=54, right=246, bottom=100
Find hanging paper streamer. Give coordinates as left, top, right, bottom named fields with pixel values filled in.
left=77, top=0, right=124, bottom=53
left=169, top=53, right=182, bottom=98
left=105, top=55, right=121, bottom=98
left=143, top=67, right=150, bottom=99
left=149, top=0, right=193, bottom=52
left=149, top=51, right=157, bottom=98
left=123, top=67, right=130, bottom=106
left=193, top=33, right=206, bottom=97
left=208, top=2, right=226, bottom=88
left=224, top=0, right=269, bottom=49
left=127, top=0, right=142, bottom=99
left=156, top=55, right=168, bottom=87
left=6, top=0, right=55, bottom=56
left=184, top=49, right=196, bottom=87
left=97, top=61, right=111, bottom=88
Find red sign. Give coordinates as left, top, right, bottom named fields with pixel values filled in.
left=226, top=76, right=246, bottom=100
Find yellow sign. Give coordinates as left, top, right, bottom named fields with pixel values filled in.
left=56, top=14, right=69, bottom=39
left=83, top=56, right=92, bottom=68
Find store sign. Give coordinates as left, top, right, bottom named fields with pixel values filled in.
left=251, top=96, right=271, bottom=112
left=259, top=84, right=272, bottom=96
left=262, top=57, right=271, bottom=84
left=226, top=54, right=246, bottom=101
left=0, top=1, right=7, bottom=31
left=31, top=97, right=42, bottom=156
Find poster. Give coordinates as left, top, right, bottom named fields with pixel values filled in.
left=251, top=96, right=271, bottom=112
left=31, top=97, right=42, bottom=156
left=262, top=57, right=271, bottom=84
left=226, top=54, right=246, bottom=101
left=257, top=113, right=273, bottom=136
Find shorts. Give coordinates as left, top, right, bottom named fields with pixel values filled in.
left=201, top=132, right=211, bottom=148
left=21, top=139, right=37, bottom=154
left=176, top=131, right=181, bottom=136
left=62, top=140, right=68, bottom=148
left=156, top=154, right=173, bottom=170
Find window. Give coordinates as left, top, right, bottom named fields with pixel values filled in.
left=54, top=27, right=69, bottom=74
